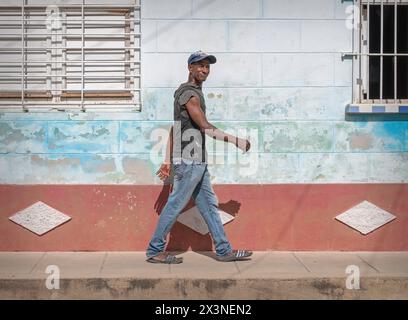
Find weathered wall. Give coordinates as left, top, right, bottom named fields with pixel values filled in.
left=2, top=184, right=408, bottom=251
left=0, top=0, right=407, bottom=251
left=0, top=0, right=407, bottom=184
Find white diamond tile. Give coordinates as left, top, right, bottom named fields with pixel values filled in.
left=9, top=201, right=71, bottom=236
left=177, top=206, right=235, bottom=235
left=335, top=200, right=396, bottom=235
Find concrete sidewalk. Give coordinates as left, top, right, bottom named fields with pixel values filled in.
left=1, top=251, right=407, bottom=299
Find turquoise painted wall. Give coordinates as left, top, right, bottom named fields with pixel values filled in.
left=0, top=0, right=407, bottom=184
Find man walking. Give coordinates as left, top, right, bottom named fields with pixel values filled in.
left=146, top=51, right=252, bottom=264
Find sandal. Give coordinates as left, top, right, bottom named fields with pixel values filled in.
left=216, top=250, right=253, bottom=262
left=146, top=253, right=183, bottom=264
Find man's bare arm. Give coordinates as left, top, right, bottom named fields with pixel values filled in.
left=164, top=126, right=173, bottom=164
left=185, top=96, right=250, bottom=152
left=156, top=126, right=173, bottom=181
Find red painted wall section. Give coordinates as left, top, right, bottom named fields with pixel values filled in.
left=0, top=184, right=407, bottom=251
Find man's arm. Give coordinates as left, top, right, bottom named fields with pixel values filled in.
left=185, top=96, right=250, bottom=152
left=164, top=126, right=173, bottom=164
left=156, top=126, right=173, bottom=181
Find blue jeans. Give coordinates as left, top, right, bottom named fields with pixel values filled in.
left=146, top=162, right=232, bottom=258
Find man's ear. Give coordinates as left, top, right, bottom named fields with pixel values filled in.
left=188, top=64, right=192, bottom=72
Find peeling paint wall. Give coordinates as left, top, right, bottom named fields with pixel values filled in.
left=0, top=0, right=407, bottom=184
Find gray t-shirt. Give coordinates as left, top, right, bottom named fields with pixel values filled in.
left=172, top=82, right=207, bottom=163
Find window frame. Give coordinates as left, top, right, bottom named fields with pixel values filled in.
left=0, top=0, right=141, bottom=112
left=346, top=0, right=408, bottom=114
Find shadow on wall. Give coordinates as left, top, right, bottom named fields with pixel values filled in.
left=153, top=183, right=241, bottom=252
left=346, top=114, right=408, bottom=121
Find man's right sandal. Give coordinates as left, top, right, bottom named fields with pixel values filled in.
left=216, top=250, right=253, bottom=262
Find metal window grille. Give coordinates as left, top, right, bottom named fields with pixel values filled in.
left=345, top=0, right=408, bottom=112
left=0, top=0, right=141, bottom=112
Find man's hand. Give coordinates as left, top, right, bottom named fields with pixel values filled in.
left=156, top=163, right=171, bottom=181
left=236, top=138, right=251, bottom=153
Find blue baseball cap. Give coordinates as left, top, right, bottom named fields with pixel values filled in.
left=188, top=50, right=217, bottom=65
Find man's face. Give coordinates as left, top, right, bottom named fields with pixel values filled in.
left=188, top=59, right=210, bottom=82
